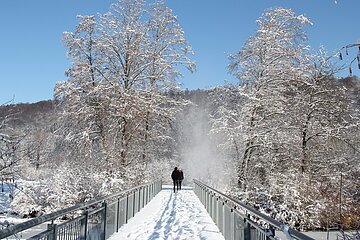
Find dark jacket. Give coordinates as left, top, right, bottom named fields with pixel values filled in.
left=171, top=168, right=180, bottom=181
left=179, top=170, right=184, bottom=181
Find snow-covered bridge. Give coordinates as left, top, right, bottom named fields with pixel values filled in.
left=0, top=180, right=315, bottom=240
left=108, top=185, right=224, bottom=239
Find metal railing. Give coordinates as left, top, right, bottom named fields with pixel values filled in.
left=0, top=180, right=162, bottom=240
left=194, top=180, right=314, bottom=240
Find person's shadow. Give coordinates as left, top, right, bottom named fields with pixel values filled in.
left=149, top=190, right=178, bottom=239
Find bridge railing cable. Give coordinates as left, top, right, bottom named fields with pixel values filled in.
left=0, top=180, right=162, bottom=240
left=193, top=179, right=314, bottom=240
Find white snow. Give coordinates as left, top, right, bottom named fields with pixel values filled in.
left=0, top=182, right=16, bottom=213
left=0, top=192, right=11, bottom=213
left=108, top=185, right=225, bottom=240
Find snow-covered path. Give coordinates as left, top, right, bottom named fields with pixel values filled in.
left=108, top=185, right=225, bottom=240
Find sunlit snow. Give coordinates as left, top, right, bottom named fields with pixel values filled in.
left=108, top=185, right=224, bottom=240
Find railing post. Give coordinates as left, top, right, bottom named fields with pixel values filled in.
left=203, top=188, right=205, bottom=205
left=211, top=195, right=215, bottom=221
left=47, top=223, right=57, bottom=240
left=230, top=208, right=235, bottom=240
left=80, top=210, right=88, bottom=240
left=150, top=184, right=152, bottom=198
left=116, top=198, right=120, bottom=232
left=210, top=194, right=215, bottom=219
left=47, top=224, right=51, bottom=240
left=102, top=201, right=107, bottom=240
left=244, top=214, right=251, bottom=240
left=214, top=197, right=218, bottom=227
left=147, top=185, right=149, bottom=203
left=206, top=190, right=208, bottom=208
left=224, top=203, right=231, bottom=240
left=144, top=186, right=148, bottom=204
left=152, top=183, right=154, bottom=197
left=133, top=191, right=136, bottom=217
left=139, top=187, right=143, bottom=210
left=207, top=191, right=210, bottom=212
left=142, top=187, right=145, bottom=208
left=234, top=209, right=243, bottom=240
left=266, top=226, right=275, bottom=240
left=222, top=201, right=226, bottom=234
left=134, top=191, right=137, bottom=216
left=147, top=185, right=150, bottom=203
left=138, top=188, right=141, bottom=211
left=125, top=193, right=129, bottom=223
left=203, top=188, right=206, bottom=205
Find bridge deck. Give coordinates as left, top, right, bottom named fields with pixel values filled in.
left=108, top=185, right=225, bottom=240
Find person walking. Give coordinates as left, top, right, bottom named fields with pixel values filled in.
left=178, top=168, right=184, bottom=190
left=171, top=167, right=180, bottom=193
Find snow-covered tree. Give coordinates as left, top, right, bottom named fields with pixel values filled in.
left=209, top=86, right=245, bottom=188
left=227, top=7, right=312, bottom=190
left=212, top=8, right=358, bottom=228
left=0, top=106, right=25, bottom=179
left=280, top=50, right=359, bottom=229
left=287, top=49, right=355, bottom=174
left=215, top=7, right=360, bottom=229
left=53, top=0, right=194, bottom=201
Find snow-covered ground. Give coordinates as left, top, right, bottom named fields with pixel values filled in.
left=0, top=192, right=11, bottom=214
left=109, top=185, right=225, bottom=240
left=0, top=182, right=16, bottom=213
left=301, top=231, right=353, bottom=240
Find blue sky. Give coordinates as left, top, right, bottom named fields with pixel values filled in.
left=0, top=0, right=359, bottom=104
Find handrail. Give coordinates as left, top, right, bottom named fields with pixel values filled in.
left=0, top=180, right=162, bottom=239
left=194, top=179, right=314, bottom=240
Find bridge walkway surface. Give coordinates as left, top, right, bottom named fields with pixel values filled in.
left=108, top=185, right=224, bottom=240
